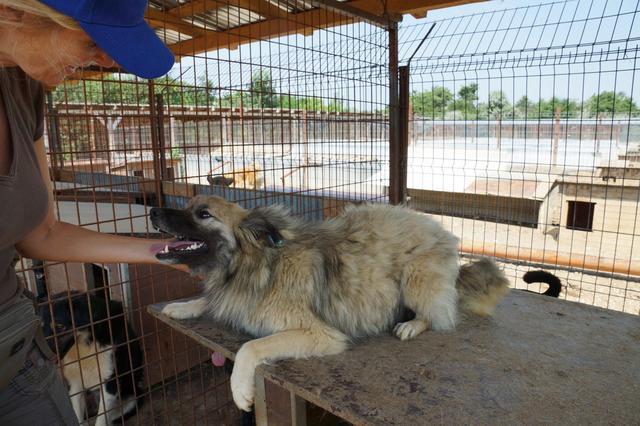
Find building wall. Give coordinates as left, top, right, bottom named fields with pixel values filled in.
left=408, top=188, right=541, bottom=227
left=598, top=167, right=640, bottom=180
left=562, top=183, right=639, bottom=230
left=542, top=183, right=640, bottom=260
left=538, top=183, right=562, bottom=235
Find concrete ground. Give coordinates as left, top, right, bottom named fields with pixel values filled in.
left=436, top=215, right=640, bottom=315
left=503, top=261, right=640, bottom=314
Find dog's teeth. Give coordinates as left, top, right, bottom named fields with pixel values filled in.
left=161, top=245, right=169, bottom=253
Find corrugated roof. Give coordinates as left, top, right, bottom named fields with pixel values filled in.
left=191, top=6, right=264, bottom=31
left=154, top=27, right=192, bottom=45
left=143, top=1, right=485, bottom=57
left=73, top=0, right=484, bottom=79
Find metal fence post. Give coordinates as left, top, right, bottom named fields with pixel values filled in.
left=398, top=65, right=410, bottom=204
left=45, top=91, right=64, bottom=172
left=149, top=80, right=164, bottom=206
left=389, top=21, right=401, bottom=205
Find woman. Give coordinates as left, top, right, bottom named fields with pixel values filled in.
left=0, top=0, right=179, bottom=423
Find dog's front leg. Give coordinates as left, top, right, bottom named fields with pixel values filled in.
left=230, top=327, right=349, bottom=411
left=161, top=297, right=208, bottom=320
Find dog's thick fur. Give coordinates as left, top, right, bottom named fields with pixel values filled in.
left=522, top=270, right=562, bottom=297
left=39, top=292, right=144, bottom=425
left=149, top=196, right=510, bottom=411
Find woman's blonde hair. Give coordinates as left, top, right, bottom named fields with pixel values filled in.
left=0, top=0, right=79, bottom=29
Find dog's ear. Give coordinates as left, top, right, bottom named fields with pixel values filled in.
left=238, top=205, right=290, bottom=248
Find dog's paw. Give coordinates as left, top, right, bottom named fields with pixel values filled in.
left=230, top=369, right=255, bottom=412
left=230, top=344, right=259, bottom=412
left=393, top=319, right=428, bottom=341
left=161, top=302, right=200, bottom=319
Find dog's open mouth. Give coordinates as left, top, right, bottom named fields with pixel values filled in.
left=152, top=232, right=209, bottom=259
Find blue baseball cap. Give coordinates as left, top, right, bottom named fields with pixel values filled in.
left=40, top=0, right=175, bottom=79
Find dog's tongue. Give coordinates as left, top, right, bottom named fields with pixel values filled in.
left=211, top=351, right=226, bottom=367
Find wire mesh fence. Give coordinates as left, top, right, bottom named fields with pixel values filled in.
left=9, top=0, right=640, bottom=425
left=399, top=0, right=640, bottom=315
left=14, top=1, right=390, bottom=424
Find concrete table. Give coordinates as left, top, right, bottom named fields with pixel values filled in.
left=147, top=290, right=640, bottom=425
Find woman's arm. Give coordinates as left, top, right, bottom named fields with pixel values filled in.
left=16, top=137, right=187, bottom=272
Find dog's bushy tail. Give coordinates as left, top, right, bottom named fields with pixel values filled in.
left=522, top=270, right=562, bottom=297
left=456, top=258, right=510, bottom=316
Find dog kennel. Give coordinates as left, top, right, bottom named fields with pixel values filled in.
left=12, top=0, right=640, bottom=424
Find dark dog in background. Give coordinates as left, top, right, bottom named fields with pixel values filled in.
left=522, top=270, right=562, bottom=297
left=39, top=291, right=145, bottom=426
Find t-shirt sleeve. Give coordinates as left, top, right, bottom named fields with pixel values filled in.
left=32, top=81, right=45, bottom=141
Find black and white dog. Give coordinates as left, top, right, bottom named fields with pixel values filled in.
left=39, top=291, right=145, bottom=425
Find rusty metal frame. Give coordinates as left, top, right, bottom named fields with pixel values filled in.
left=388, top=21, right=401, bottom=205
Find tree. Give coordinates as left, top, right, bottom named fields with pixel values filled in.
left=452, top=84, right=478, bottom=119
left=515, top=96, right=537, bottom=119
left=219, top=91, right=245, bottom=108
left=246, top=70, right=279, bottom=108
left=52, top=74, right=218, bottom=106
left=585, top=91, right=638, bottom=118
left=52, top=75, right=147, bottom=105
left=155, top=75, right=217, bottom=106
left=280, top=95, right=323, bottom=110
left=487, top=91, right=511, bottom=119
left=326, top=99, right=348, bottom=112
left=537, top=97, right=580, bottom=119
left=411, top=86, right=453, bottom=119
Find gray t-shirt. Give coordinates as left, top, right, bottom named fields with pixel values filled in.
left=0, top=68, right=48, bottom=307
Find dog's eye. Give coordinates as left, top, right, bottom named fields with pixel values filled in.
left=54, top=323, right=66, bottom=331
left=198, top=210, right=213, bottom=219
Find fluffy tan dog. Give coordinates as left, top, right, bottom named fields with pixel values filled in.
left=207, top=165, right=262, bottom=189
left=149, top=196, right=509, bottom=411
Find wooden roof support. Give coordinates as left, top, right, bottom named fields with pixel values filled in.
left=165, top=0, right=288, bottom=19
left=167, top=0, right=212, bottom=18
left=75, top=0, right=487, bottom=75
left=311, top=0, right=401, bottom=28
left=235, top=0, right=291, bottom=20
left=145, top=8, right=205, bottom=37
left=150, top=0, right=487, bottom=57
left=348, top=0, right=484, bottom=18
left=169, top=8, right=353, bottom=56
left=147, top=1, right=288, bottom=43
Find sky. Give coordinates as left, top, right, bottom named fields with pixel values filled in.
left=399, top=0, right=640, bottom=103
left=170, top=0, right=640, bottom=110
